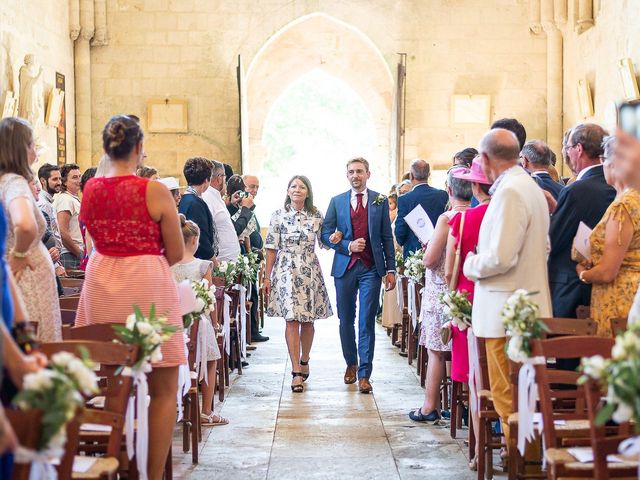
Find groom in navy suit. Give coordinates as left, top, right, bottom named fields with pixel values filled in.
left=321, top=158, right=396, bottom=393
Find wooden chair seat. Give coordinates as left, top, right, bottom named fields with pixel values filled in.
left=508, top=413, right=590, bottom=438
left=72, top=456, right=119, bottom=479
left=545, top=447, right=638, bottom=472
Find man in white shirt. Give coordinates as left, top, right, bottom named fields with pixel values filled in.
left=202, top=160, right=250, bottom=262
left=54, top=164, right=83, bottom=269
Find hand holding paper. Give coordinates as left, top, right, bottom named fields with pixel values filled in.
left=572, top=221, right=592, bottom=263
left=403, top=205, right=435, bottom=244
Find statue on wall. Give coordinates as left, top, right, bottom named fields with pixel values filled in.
left=18, top=54, right=44, bottom=130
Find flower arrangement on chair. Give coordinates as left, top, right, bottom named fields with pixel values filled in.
left=213, top=260, right=237, bottom=288
left=235, top=251, right=260, bottom=288
left=501, top=289, right=549, bottom=363
left=404, top=249, right=425, bottom=284
left=13, top=350, right=98, bottom=469
left=181, top=279, right=217, bottom=330
left=439, top=290, right=473, bottom=331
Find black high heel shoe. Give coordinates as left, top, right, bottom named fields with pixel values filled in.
left=291, top=372, right=304, bottom=392
left=300, top=358, right=310, bottom=381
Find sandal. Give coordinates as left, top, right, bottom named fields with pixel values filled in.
left=200, top=412, right=229, bottom=426
left=300, top=358, right=310, bottom=381
left=291, top=372, right=304, bottom=393
left=408, top=407, right=440, bottom=423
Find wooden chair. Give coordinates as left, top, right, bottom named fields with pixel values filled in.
left=610, top=317, right=628, bottom=336
left=5, top=409, right=43, bottom=480
left=576, top=305, right=591, bottom=319
left=60, top=277, right=84, bottom=289
left=399, top=276, right=409, bottom=356
left=61, top=308, right=77, bottom=326
left=407, top=282, right=421, bottom=365
left=532, top=336, right=616, bottom=480
left=226, top=286, right=243, bottom=374
left=39, top=339, right=138, bottom=479
left=181, top=318, right=202, bottom=464
left=60, top=295, right=81, bottom=310
left=507, top=317, right=598, bottom=479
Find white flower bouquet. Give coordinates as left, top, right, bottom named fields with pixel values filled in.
left=235, top=250, right=260, bottom=287
left=182, top=279, right=217, bottom=329
left=579, top=323, right=640, bottom=429
left=213, top=260, right=237, bottom=287
left=13, top=349, right=98, bottom=453
left=439, top=290, right=473, bottom=331
left=113, top=305, right=177, bottom=368
left=501, top=289, right=549, bottom=362
left=395, top=249, right=404, bottom=274
left=404, top=249, right=425, bottom=283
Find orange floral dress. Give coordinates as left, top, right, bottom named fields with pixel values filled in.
left=589, top=189, right=640, bottom=336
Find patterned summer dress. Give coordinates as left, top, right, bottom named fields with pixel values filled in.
left=589, top=188, right=640, bottom=337
left=75, top=176, right=185, bottom=367
left=0, top=173, right=61, bottom=341
left=265, top=207, right=333, bottom=322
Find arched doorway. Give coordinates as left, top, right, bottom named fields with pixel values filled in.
left=245, top=12, right=395, bottom=222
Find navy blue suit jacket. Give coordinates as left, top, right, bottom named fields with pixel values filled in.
left=179, top=193, right=216, bottom=260
left=321, top=190, right=395, bottom=278
left=532, top=171, right=563, bottom=200
left=548, top=165, right=616, bottom=317
left=395, top=183, right=448, bottom=258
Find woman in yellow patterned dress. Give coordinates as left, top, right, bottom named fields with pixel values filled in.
left=576, top=136, right=640, bottom=336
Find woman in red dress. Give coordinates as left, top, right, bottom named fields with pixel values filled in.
left=75, top=115, right=185, bottom=478
left=445, top=157, right=492, bottom=470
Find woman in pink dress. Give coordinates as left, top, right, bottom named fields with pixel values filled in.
left=445, top=157, right=492, bottom=470
left=75, top=115, right=185, bottom=478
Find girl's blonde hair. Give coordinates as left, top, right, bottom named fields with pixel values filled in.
left=179, top=213, right=199, bottom=243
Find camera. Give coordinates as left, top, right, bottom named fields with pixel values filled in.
left=618, top=100, right=640, bottom=139
left=237, top=191, right=250, bottom=199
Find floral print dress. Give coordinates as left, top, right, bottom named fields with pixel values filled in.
left=265, top=207, right=333, bottom=323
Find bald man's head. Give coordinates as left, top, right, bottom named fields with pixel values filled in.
left=243, top=174, right=260, bottom=198
left=480, top=128, right=521, bottom=163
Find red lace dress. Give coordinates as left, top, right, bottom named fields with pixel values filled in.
left=75, top=175, right=185, bottom=367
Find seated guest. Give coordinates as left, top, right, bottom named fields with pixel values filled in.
left=464, top=128, right=551, bottom=453
left=395, top=159, right=448, bottom=258
left=36, top=163, right=65, bottom=276
left=137, top=165, right=159, bottom=180
left=159, top=177, right=183, bottom=208
left=76, top=114, right=185, bottom=478
left=576, top=136, right=640, bottom=336
left=521, top=140, right=563, bottom=200
left=54, top=163, right=83, bottom=269
left=178, top=157, right=219, bottom=262
left=0, top=117, right=62, bottom=342
left=548, top=123, right=616, bottom=319
left=410, top=166, right=471, bottom=423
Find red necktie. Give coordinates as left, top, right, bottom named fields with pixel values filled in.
left=356, top=193, right=363, bottom=213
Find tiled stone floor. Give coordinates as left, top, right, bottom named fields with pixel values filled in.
left=172, top=315, right=488, bottom=479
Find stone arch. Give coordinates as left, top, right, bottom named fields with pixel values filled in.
left=245, top=12, right=394, bottom=176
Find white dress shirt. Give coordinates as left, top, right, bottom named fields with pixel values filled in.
left=202, top=186, right=240, bottom=262
left=349, top=189, right=368, bottom=210
left=576, top=163, right=601, bottom=181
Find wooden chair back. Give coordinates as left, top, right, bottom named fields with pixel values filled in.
left=475, top=337, right=491, bottom=391
left=60, top=277, right=84, bottom=289
left=59, top=295, right=80, bottom=310
left=610, top=317, right=628, bottom=337
left=576, top=305, right=591, bottom=320
left=39, top=339, right=138, bottom=458
left=531, top=336, right=615, bottom=449
left=583, top=379, right=636, bottom=480
left=60, top=309, right=76, bottom=326
left=401, top=276, right=409, bottom=312
left=5, top=409, right=42, bottom=480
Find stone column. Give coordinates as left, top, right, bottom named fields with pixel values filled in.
left=92, top=0, right=108, bottom=47
left=576, top=0, right=594, bottom=34
left=74, top=0, right=94, bottom=169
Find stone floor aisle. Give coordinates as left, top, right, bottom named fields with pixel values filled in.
left=177, top=317, right=477, bottom=479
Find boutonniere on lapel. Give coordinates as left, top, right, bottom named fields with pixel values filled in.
left=372, top=194, right=387, bottom=206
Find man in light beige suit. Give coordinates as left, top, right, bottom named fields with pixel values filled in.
left=463, top=128, right=552, bottom=446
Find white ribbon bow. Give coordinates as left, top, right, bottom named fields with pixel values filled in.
left=395, top=275, right=404, bottom=311
left=618, top=436, right=640, bottom=478
left=195, top=313, right=209, bottom=384
left=223, top=293, right=232, bottom=355
left=123, top=362, right=152, bottom=480
left=176, top=333, right=190, bottom=423
left=468, top=330, right=479, bottom=414
left=14, top=445, right=61, bottom=480
left=233, top=284, right=248, bottom=359
left=407, top=278, right=418, bottom=328
left=517, top=356, right=546, bottom=456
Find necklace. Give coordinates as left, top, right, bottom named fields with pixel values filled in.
left=479, top=199, right=491, bottom=205
left=452, top=204, right=470, bottom=211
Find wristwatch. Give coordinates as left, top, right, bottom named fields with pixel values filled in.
left=10, top=249, right=29, bottom=258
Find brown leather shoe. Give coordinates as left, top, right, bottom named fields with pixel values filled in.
left=358, top=377, right=373, bottom=394
left=344, top=365, right=357, bottom=384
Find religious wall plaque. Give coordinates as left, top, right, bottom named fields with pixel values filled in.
left=147, top=98, right=188, bottom=133
left=55, top=72, right=67, bottom=165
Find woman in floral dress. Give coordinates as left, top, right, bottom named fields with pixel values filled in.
left=263, top=175, right=332, bottom=393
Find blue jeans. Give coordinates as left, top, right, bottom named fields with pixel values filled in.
left=334, top=261, right=382, bottom=379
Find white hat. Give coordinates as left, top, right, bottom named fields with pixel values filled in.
left=158, top=177, right=181, bottom=191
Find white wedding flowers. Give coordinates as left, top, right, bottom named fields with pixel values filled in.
left=501, top=290, right=546, bottom=362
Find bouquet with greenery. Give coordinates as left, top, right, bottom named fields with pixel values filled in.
left=213, top=260, right=237, bottom=287
left=501, top=289, right=548, bottom=363
left=579, top=323, right=640, bottom=429
left=14, top=350, right=98, bottom=453
left=113, top=305, right=177, bottom=369
left=404, top=249, right=425, bottom=283
left=236, top=250, right=260, bottom=286
left=182, top=279, right=217, bottom=329
left=395, top=249, right=404, bottom=273
left=439, top=290, right=473, bottom=330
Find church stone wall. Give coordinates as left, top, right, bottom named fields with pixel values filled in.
left=90, top=0, right=547, bottom=180
left=0, top=0, right=76, bottom=167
